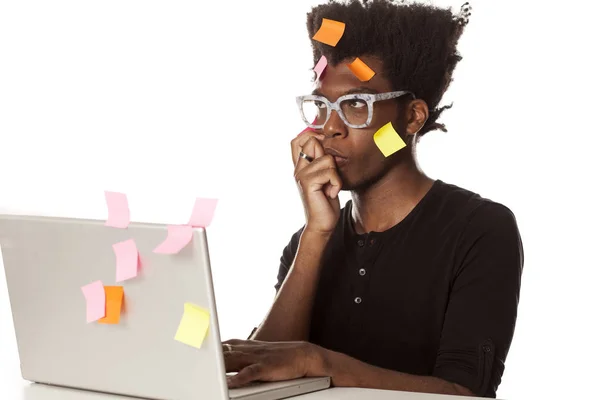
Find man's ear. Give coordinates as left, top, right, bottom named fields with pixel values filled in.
left=405, top=99, right=429, bottom=136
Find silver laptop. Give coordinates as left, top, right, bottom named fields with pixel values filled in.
left=0, top=214, right=330, bottom=400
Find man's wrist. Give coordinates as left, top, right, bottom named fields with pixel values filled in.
left=305, top=343, right=333, bottom=378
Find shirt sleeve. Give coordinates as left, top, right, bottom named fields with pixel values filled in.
left=432, top=202, right=524, bottom=398
left=274, top=226, right=305, bottom=292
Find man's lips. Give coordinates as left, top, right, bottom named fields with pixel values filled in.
left=324, top=148, right=348, bottom=167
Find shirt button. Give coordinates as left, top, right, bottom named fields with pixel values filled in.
left=483, top=345, right=491, bottom=353
left=357, top=240, right=365, bottom=247
left=359, top=268, right=366, bottom=276
left=354, top=297, right=362, bottom=304
left=369, top=238, right=377, bottom=246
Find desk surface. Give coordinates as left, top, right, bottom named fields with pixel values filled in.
left=3, top=376, right=484, bottom=400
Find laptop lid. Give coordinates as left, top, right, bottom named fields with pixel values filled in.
left=0, top=214, right=229, bottom=400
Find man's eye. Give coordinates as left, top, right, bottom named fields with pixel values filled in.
left=315, top=101, right=327, bottom=109
left=350, top=100, right=367, bottom=109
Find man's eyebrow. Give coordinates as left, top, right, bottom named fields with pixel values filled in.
left=311, top=86, right=378, bottom=96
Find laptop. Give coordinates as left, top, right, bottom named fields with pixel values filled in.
left=0, top=214, right=330, bottom=400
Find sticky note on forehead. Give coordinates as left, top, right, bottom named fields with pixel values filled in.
left=347, top=57, right=375, bottom=82
left=312, top=18, right=345, bottom=47
left=313, top=55, right=328, bottom=80
left=373, top=122, right=406, bottom=157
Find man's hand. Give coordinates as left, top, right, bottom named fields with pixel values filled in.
left=222, top=339, right=324, bottom=388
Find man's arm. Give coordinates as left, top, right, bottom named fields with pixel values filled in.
left=251, top=230, right=332, bottom=342
left=313, top=347, right=475, bottom=396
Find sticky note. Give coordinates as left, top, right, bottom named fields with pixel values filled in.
left=153, top=225, right=194, bottom=254
left=174, top=303, right=210, bottom=349
left=188, top=198, right=218, bottom=228
left=312, top=18, right=345, bottom=47
left=373, top=122, right=406, bottom=157
left=313, top=55, right=328, bottom=80
left=104, top=191, right=130, bottom=228
left=81, top=281, right=105, bottom=323
left=113, top=239, right=139, bottom=282
left=98, top=286, right=124, bottom=325
left=347, top=58, right=376, bottom=82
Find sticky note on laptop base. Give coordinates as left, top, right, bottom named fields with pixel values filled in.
left=174, top=303, right=210, bottom=349
left=373, top=122, right=406, bottom=157
left=98, top=286, right=124, bottom=325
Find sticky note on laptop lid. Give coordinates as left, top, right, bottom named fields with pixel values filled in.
left=104, top=191, right=130, bottom=228
left=81, top=280, right=105, bottom=323
left=153, top=225, right=194, bottom=254
left=373, top=122, right=406, bottom=157
left=188, top=198, right=218, bottom=228
left=113, top=239, right=139, bottom=282
left=312, top=18, right=345, bottom=47
left=98, top=286, right=124, bottom=325
left=174, top=303, right=210, bottom=349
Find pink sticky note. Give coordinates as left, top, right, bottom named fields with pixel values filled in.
left=113, top=239, right=139, bottom=282
left=296, top=118, right=318, bottom=137
left=153, top=225, right=194, bottom=254
left=104, top=191, right=130, bottom=228
left=81, top=280, right=106, bottom=323
left=313, top=55, right=328, bottom=80
left=188, top=198, right=218, bottom=228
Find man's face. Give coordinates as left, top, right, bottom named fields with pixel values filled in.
left=312, top=56, right=408, bottom=191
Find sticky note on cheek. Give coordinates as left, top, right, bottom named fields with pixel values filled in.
left=312, top=18, right=345, bottom=47
left=174, top=303, right=210, bottom=349
left=373, top=122, right=406, bottom=157
left=347, top=57, right=375, bottom=82
left=98, top=286, right=124, bottom=325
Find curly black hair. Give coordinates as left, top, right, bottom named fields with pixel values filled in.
left=307, top=0, right=471, bottom=137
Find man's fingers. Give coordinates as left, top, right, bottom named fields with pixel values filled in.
left=299, top=167, right=343, bottom=196
left=223, top=351, right=258, bottom=373
left=293, top=135, right=325, bottom=172
left=227, top=364, right=264, bottom=388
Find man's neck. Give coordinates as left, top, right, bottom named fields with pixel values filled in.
left=350, top=162, right=435, bottom=234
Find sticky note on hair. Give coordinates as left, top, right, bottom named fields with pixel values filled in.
left=312, top=18, right=345, bottom=47
left=347, top=58, right=375, bottom=82
left=153, top=225, right=194, bottom=254
left=313, top=55, right=328, bottom=80
left=98, top=286, right=124, bottom=325
left=81, top=281, right=105, bottom=323
left=113, top=239, right=139, bottom=282
left=188, top=198, right=218, bottom=228
left=174, top=303, right=210, bottom=349
left=104, top=191, right=130, bottom=229
left=373, top=122, right=406, bottom=157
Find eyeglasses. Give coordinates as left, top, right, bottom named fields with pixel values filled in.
left=296, top=90, right=415, bottom=129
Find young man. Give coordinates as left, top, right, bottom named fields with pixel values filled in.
left=224, top=1, right=523, bottom=398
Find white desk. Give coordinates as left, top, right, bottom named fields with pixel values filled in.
left=4, top=376, right=484, bottom=400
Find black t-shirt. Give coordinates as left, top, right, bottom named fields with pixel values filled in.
left=275, top=180, right=524, bottom=398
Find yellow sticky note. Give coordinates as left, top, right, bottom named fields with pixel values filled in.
left=373, top=122, right=406, bottom=157
left=347, top=57, right=376, bottom=82
left=174, top=303, right=210, bottom=349
left=312, top=18, right=345, bottom=47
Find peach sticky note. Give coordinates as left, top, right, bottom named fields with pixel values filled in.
left=174, top=303, right=210, bottom=349
left=104, top=191, right=130, bottom=228
left=373, top=122, right=406, bottom=157
left=81, top=280, right=105, bottom=323
left=313, top=55, right=328, bottom=80
left=188, top=198, right=218, bottom=228
left=153, top=225, right=194, bottom=254
left=113, top=239, right=139, bottom=282
left=98, top=286, right=124, bottom=325
left=312, top=18, right=345, bottom=47
left=347, top=57, right=376, bottom=82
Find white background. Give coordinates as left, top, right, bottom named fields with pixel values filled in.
left=1, top=1, right=599, bottom=399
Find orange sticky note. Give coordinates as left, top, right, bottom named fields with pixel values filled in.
left=373, top=122, right=406, bottom=157
left=347, top=58, right=376, bottom=82
left=312, top=18, right=345, bottom=47
left=98, top=286, right=124, bottom=325
left=104, top=191, right=130, bottom=228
